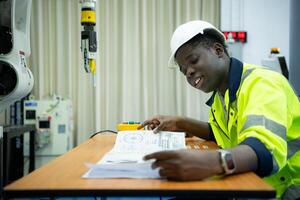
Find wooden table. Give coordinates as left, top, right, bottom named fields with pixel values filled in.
left=4, top=134, right=276, bottom=199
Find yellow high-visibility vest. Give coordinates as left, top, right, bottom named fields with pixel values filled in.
left=208, top=59, right=300, bottom=198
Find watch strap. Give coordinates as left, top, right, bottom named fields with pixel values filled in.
left=218, top=149, right=236, bottom=175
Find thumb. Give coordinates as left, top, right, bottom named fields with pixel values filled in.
left=153, top=123, right=165, bottom=133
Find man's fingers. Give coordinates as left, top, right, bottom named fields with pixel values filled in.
left=148, top=124, right=155, bottom=130
left=153, top=123, right=165, bottom=133
left=143, top=150, right=176, bottom=161
left=159, top=168, right=176, bottom=178
left=152, top=160, right=177, bottom=170
left=137, top=120, right=151, bottom=129
left=138, top=118, right=161, bottom=130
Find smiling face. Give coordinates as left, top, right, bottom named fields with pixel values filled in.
left=175, top=41, right=230, bottom=95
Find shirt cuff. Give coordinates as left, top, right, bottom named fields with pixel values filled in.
left=240, top=137, right=273, bottom=177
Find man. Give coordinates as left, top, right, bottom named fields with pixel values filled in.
left=138, top=20, right=300, bottom=199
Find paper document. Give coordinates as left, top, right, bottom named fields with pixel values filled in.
left=82, top=130, right=186, bottom=179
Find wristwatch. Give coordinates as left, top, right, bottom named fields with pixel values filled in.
left=218, top=149, right=236, bottom=175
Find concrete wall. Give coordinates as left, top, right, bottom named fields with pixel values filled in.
left=289, top=0, right=300, bottom=96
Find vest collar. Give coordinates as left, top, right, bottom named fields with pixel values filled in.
left=206, top=57, right=243, bottom=107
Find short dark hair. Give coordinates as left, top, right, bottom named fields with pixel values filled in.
left=185, top=33, right=229, bottom=56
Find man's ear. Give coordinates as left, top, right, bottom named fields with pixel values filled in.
left=213, top=43, right=224, bottom=58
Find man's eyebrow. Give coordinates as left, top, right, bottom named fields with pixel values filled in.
left=185, top=53, right=194, bottom=61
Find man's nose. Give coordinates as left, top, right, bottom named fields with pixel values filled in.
left=186, top=67, right=195, bottom=77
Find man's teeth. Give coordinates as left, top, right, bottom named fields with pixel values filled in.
left=195, top=77, right=201, bottom=85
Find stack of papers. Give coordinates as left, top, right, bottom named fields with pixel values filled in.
left=82, top=130, right=186, bottom=179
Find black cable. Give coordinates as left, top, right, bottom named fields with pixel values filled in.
left=90, top=130, right=117, bottom=138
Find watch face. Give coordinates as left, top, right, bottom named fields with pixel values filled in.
left=225, top=153, right=235, bottom=170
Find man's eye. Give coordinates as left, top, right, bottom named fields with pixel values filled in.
left=190, top=58, right=198, bottom=64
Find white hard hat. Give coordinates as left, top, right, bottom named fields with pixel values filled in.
left=168, top=20, right=226, bottom=68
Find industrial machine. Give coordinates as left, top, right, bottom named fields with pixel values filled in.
left=0, top=0, right=34, bottom=194
left=23, top=97, right=74, bottom=156
left=80, top=0, right=97, bottom=86
left=0, top=0, right=96, bottom=108
left=0, top=0, right=34, bottom=112
left=0, top=1, right=99, bottom=191
left=261, top=48, right=289, bottom=79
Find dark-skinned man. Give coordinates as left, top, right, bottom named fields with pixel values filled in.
left=139, top=20, right=300, bottom=200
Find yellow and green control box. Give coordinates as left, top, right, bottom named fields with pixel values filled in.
left=117, top=121, right=144, bottom=131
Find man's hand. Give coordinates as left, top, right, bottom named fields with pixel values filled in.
left=138, top=116, right=212, bottom=140
left=143, top=149, right=223, bottom=181
left=138, top=115, right=183, bottom=133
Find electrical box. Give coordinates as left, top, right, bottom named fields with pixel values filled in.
left=117, top=121, right=144, bottom=131
left=23, top=98, right=73, bottom=156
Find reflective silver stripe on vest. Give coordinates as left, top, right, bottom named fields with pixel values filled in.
left=282, top=185, right=300, bottom=200
left=240, top=68, right=286, bottom=140
left=287, top=137, right=300, bottom=159
left=241, top=68, right=256, bottom=84
left=241, top=115, right=286, bottom=140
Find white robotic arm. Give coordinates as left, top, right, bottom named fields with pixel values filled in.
left=0, top=0, right=34, bottom=112
left=0, top=0, right=98, bottom=112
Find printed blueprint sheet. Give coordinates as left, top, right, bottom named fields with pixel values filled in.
left=82, top=130, right=186, bottom=179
